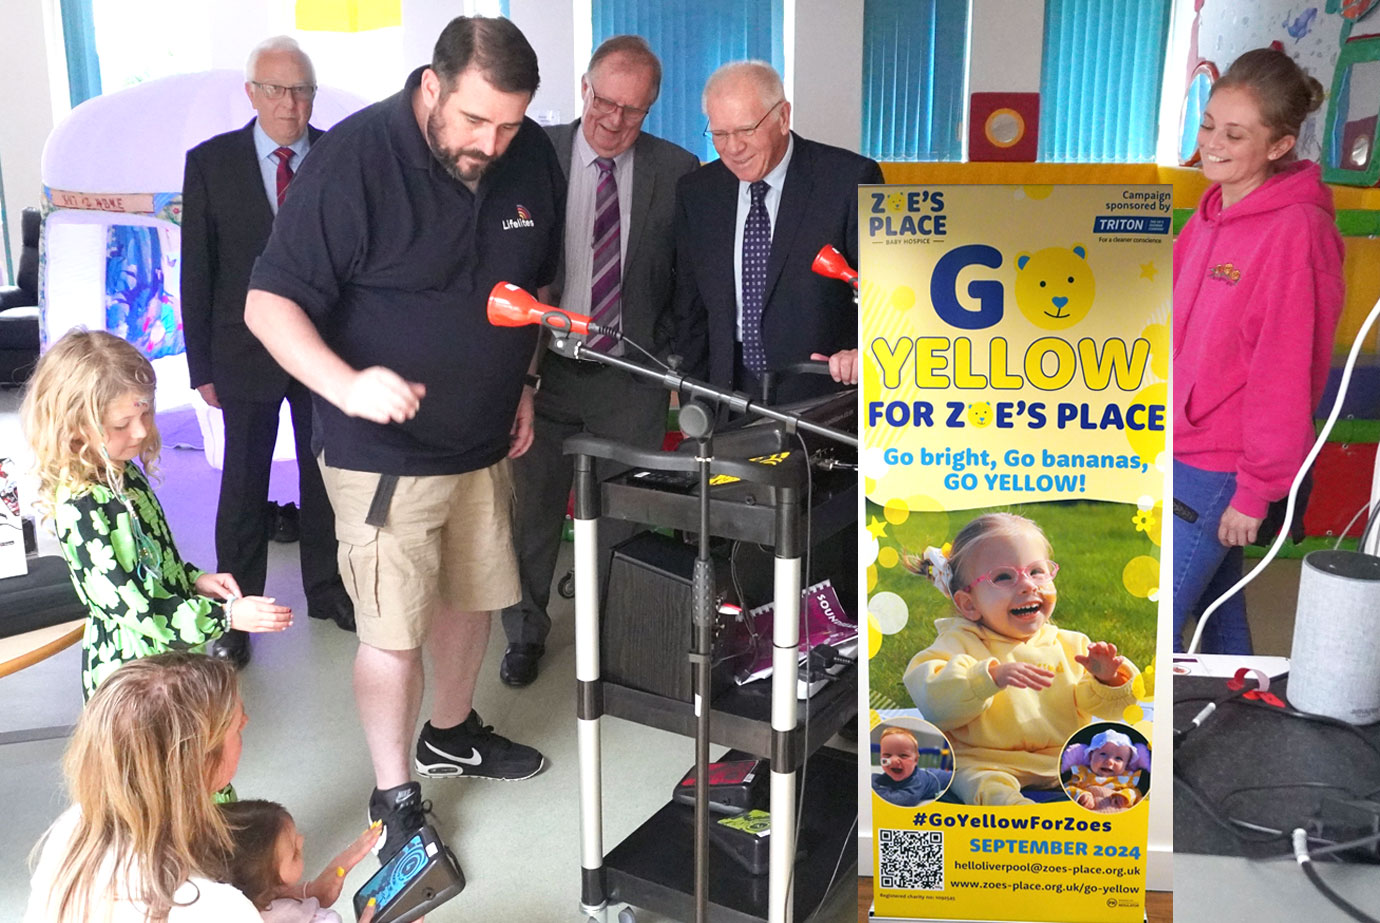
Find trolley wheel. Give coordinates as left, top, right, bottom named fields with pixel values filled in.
left=618, top=909, right=636, bottom=923
left=558, top=571, right=575, bottom=599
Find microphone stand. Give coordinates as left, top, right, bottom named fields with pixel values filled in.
left=547, top=334, right=857, bottom=449
left=559, top=327, right=851, bottom=923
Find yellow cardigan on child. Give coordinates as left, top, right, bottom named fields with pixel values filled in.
left=903, top=618, right=1138, bottom=802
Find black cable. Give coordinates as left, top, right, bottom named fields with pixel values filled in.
left=783, top=426, right=816, bottom=916
left=623, top=336, right=672, bottom=372
left=1294, top=830, right=1380, bottom=923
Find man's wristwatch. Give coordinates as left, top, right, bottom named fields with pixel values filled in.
left=523, top=373, right=542, bottom=392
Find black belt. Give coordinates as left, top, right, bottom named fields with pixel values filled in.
left=365, top=474, right=399, bottom=527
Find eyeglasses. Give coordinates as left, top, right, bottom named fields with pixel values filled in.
left=587, top=83, right=650, bottom=123
left=252, top=82, right=317, bottom=101
left=961, top=560, right=1059, bottom=594
left=704, top=98, right=785, bottom=144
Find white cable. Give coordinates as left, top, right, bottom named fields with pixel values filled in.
left=1188, top=294, right=1380, bottom=654
left=1333, top=499, right=1375, bottom=551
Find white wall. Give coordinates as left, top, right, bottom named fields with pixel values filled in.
left=0, top=0, right=58, bottom=280
left=968, top=0, right=1044, bottom=93
left=790, top=0, right=864, bottom=152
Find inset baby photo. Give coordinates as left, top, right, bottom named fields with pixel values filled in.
left=871, top=717, right=953, bottom=807
left=1060, top=723, right=1151, bottom=813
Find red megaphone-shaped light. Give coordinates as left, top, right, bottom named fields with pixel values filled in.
left=487, top=282, right=592, bottom=336
left=812, top=245, right=859, bottom=289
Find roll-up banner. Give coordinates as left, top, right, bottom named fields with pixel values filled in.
left=862, top=185, right=1169, bottom=921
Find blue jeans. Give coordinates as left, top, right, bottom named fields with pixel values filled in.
left=1172, top=460, right=1253, bottom=654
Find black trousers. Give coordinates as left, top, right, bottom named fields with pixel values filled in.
left=214, top=381, right=340, bottom=603
left=501, top=353, right=669, bottom=647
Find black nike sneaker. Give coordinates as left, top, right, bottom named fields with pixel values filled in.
left=414, top=711, right=545, bottom=781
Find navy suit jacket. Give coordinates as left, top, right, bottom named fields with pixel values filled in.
left=181, top=119, right=322, bottom=401
left=671, top=132, right=883, bottom=400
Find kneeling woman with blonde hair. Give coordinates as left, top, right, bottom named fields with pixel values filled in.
left=23, top=652, right=256, bottom=922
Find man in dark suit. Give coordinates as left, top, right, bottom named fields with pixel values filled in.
left=182, top=36, right=353, bottom=668
left=673, top=60, right=884, bottom=402
left=499, top=35, right=700, bottom=686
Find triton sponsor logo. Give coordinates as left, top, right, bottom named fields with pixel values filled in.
left=503, top=204, right=536, bottom=230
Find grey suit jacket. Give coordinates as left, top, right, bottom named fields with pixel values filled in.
left=544, top=120, right=699, bottom=355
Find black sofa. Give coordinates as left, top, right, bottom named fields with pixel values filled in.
left=0, top=207, right=41, bottom=385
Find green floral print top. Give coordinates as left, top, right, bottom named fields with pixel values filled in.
left=53, top=462, right=227, bottom=699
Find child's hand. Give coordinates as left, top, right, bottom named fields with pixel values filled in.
left=310, top=821, right=382, bottom=908
left=195, top=572, right=242, bottom=600
left=1075, top=791, right=1096, bottom=810
left=990, top=661, right=1054, bottom=690
left=227, top=596, right=293, bottom=633
left=1075, top=642, right=1126, bottom=684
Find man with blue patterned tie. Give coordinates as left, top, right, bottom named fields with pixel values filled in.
left=672, top=61, right=883, bottom=403
left=182, top=36, right=353, bottom=671
left=499, top=36, right=699, bottom=687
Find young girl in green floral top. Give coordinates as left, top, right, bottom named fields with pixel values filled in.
left=21, top=330, right=291, bottom=699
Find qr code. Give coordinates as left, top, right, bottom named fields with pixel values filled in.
left=878, top=828, right=944, bottom=890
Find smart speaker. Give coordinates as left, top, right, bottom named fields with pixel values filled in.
left=1288, top=549, right=1380, bottom=725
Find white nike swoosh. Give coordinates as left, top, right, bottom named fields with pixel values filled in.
left=424, top=740, right=482, bottom=766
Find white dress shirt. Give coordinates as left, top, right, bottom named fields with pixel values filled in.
left=253, top=120, right=311, bottom=215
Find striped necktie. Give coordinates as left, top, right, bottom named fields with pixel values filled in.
left=587, top=156, right=621, bottom=352
left=741, top=179, right=771, bottom=373
left=272, top=147, right=294, bottom=209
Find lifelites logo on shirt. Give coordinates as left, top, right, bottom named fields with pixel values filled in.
left=503, top=205, right=536, bottom=230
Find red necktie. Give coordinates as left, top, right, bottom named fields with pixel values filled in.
left=272, top=147, right=294, bottom=208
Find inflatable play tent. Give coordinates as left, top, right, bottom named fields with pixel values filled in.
left=38, top=70, right=366, bottom=466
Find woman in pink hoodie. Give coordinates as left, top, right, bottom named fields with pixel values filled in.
left=1172, top=48, right=1345, bottom=653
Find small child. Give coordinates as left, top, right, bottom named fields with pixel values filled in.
left=871, top=726, right=952, bottom=807
left=1062, top=728, right=1149, bottom=813
left=20, top=329, right=291, bottom=698
left=219, top=800, right=382, bottom=922
left=901, top=513, right=1139, bottom=806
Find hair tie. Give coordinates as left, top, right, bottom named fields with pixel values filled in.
left=901, top=544, right=954, bottom=599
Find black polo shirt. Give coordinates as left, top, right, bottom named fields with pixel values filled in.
left=250, top=66, right=564, bottom=475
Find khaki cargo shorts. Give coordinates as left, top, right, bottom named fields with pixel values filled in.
left=320, top=458, right=521, bottom=650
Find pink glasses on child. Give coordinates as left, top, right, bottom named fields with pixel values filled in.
left=961, top=560, right=1059, bottom=594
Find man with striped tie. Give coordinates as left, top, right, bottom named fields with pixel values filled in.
left=182, top=36, right=352, bottom=670
left=499, top=36, right=700, bottom=687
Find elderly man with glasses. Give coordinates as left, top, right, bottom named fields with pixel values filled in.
left=672, top=60, right=883, bottom=402
left=498, top=34, right=700, bottom=688
left=181, top=35, right=354, bottom=672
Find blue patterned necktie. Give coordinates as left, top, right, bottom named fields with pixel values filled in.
left=587, top=157, right=621, bottom=352
left=741, top=179, right=771, bottom=373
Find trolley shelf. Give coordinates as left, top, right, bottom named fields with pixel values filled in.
left=600, top=666, right=857, bottom=764
left=605, top=747, right=858, bottom=923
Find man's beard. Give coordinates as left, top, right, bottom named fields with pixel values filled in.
left=427, top=107, right=493, bottom=183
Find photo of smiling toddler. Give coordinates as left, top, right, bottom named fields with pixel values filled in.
left=900, top=512, right=1139, bottom=806
left=871, top=723, right=953, bottom=807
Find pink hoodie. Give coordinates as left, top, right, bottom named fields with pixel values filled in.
left=1172, top=160, right=1344, bottom=519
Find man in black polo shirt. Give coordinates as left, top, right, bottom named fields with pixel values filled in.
left=245, top=16, right=563, bottom=863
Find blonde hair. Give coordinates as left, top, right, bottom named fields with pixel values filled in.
left=944, top=512, right=1052, bottom=597
left=36, top=653, right=240, bottom=923
left=20, top=329, right=161, bottom=515
left=879, top=727, right=919, bottom=750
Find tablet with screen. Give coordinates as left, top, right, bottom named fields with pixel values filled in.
left=352, top=824, right=464, bottom=923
